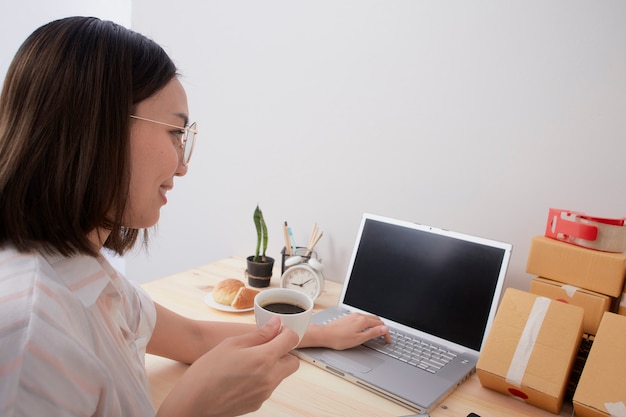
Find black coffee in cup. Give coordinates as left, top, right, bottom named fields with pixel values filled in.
left=262, top=302, right=305, bottom=314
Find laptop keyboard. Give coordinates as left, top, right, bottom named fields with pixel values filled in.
left=364, top=329, right=457, bottom=374
left=322, top=313, right=456, bottom=374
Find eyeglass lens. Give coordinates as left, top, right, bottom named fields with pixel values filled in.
left=183, top=122, right=197, bottom=165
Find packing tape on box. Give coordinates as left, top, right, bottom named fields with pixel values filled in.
left=505, top=296, right=551, bottom=386
left=545, top=208, right=626, bottom=253
left=561, top=284, right=578, bottom=298
left=605, top=401, right=626, bottom=417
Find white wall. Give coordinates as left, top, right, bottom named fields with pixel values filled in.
left=0, top=1, right=131, bottom=79
left=2, top=2, right=626, bottom=293
left=128, top=0, right=626, bottom=291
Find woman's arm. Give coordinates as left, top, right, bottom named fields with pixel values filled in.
left=155, top=315, right=300, bottom=417
left=147, top=303, right=391, bottom=363
left=147, top=303, right=256, bottom=364
left=148, top=303, right=391, bottom=417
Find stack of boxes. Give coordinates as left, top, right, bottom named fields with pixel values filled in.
left=527, top=235, right=624, bottom=333
left=477, top=209, right=626, bottom=416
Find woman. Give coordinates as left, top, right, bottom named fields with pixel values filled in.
left=0, top=17, right=390, bottom=417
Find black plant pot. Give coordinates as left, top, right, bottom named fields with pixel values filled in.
left=246, top=256, right=275, bottom=288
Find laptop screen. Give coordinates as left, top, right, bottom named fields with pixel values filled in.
left=342, top=215, right=510, bottom=352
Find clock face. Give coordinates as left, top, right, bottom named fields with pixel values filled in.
left=281, top=264, right=323, bottom=300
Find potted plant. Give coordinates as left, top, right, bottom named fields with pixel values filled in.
left=246, top=205, right=275, bottom=287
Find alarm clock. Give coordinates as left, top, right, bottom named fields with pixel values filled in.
left=280, top=257, right=324, bottom=300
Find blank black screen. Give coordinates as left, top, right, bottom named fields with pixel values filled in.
left=343, top=218, right=506, bottom=351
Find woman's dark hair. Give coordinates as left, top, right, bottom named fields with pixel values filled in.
left=0, top=16, right=178, bottom=256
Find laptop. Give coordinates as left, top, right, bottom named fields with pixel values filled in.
left=293, top=213, right=512, bottom=413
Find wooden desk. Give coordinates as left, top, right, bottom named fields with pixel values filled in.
left=143, top=257, right=573, bottom=416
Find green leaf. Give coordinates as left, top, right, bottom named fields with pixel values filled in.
left=253, top=205, right=262, bottom=262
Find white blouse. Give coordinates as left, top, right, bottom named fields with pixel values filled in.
left=0, top=245, right=157, bottom=417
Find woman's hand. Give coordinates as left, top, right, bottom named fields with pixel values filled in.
left=157, top=316, right=299, bottom=417
left=299, top=312, right=391, bottom=351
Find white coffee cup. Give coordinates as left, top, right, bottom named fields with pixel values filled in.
left=254, top=288, right=313, bottom=343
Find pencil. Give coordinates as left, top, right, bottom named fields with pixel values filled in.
left=307, top=223, right=318, bottom=251
left=283, top=222, right=292, bottom=255
left=305, top=225, right=323, bottom=257
left=288, top=225, right=297, bottom=255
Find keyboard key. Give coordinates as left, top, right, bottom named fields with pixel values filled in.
left=363, top=331, right=457, bottom=374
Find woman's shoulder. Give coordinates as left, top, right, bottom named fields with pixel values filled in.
left=0, top=245, right=78, bottom=328
left=0, top=245, right=43, bottom=284
left=0, top=246, right=53, bottom=355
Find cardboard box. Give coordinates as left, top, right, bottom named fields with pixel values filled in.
left=526, top=236, right=626, bottom=297
left=619, top=292, right=626, bottom=316
left=573, top=313, right=626, bottom=417
left=529, top=277, right=612, bottom=335
left=477, top=288, right=583, bottom=414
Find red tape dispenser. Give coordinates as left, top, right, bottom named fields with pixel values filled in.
left=545, top=208, right=626, bottom=253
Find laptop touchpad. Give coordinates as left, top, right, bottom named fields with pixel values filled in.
left=322, top=350, right=384, bottom=374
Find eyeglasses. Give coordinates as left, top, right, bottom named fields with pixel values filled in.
left=130, top=115, right=198, bottom=165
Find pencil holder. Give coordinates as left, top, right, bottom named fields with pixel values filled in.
left=281, top=246, right=318, bottom=274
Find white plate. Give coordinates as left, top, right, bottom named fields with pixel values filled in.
left=203, top=292, right=254, bottom=313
